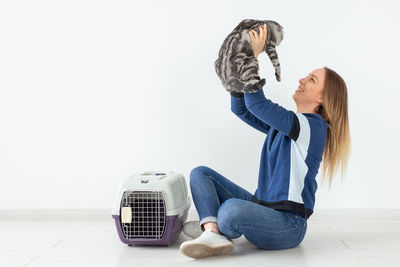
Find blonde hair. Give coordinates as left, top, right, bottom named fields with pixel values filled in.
left=315, top=67, right=351, bottom=189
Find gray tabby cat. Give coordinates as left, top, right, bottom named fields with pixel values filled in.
left=214, top=19, right=284, bottom=93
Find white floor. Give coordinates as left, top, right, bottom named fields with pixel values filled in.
left=0, top=209, right=400, bottom=267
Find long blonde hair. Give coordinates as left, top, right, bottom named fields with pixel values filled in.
left=315, top=67, right=351, bottom=189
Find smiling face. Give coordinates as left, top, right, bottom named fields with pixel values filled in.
left=292, top=68, right=326, bottom=114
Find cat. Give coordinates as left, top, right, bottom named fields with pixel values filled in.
left=214, top=19, right=284, bottom=93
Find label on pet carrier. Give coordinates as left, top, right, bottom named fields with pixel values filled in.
left=121, top=207, right=132, bottom=223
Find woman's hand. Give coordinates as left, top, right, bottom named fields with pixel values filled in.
left=248, top=24, right=267, bottom=59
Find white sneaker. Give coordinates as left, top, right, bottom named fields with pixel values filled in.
left=182, top=220, right=203, bottom=239
left=180, top=229, right=234, bottom=259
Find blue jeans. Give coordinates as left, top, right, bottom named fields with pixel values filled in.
left=189, top=166, right=307, bottom=250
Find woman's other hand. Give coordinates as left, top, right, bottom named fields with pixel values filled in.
left=248, top=24, right=267, bottom=59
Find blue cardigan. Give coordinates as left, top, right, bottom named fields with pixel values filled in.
left=231, top=89, right=328, bottom=219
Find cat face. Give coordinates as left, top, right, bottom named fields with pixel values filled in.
left=292, top=68, right=326, bottom=113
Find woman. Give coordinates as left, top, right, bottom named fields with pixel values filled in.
left=180, top=24, right=351, bottom=259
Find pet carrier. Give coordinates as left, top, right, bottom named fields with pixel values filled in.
left=112, top=171, right=191, bottom=246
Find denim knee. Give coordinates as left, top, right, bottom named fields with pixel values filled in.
left=217, top=199, right=244, bottom=238
left=189, top=165, right=212, bottom=187
left=217, top=198, right=243, bottom=222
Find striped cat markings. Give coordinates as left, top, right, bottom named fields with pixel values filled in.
left=215, top=19, right=284, bottom=93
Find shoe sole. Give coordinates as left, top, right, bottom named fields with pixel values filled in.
left=182, top=221, right=203, bottom=239
left=180, top=241, right=234, bottom=259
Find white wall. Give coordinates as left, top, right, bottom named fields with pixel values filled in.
left=1, top=0, right=399, bottom=209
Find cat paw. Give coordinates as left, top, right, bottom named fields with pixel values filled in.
left=258, top=78, right=266, bottom=88
left=243, top=77, right=265, bottom=92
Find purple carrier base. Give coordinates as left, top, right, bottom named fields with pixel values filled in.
left=112, top=209, right=189, bottom=246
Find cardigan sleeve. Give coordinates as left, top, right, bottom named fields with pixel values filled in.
left=231, top=94, right=271, bottom=134
left=243, top=89, right=301, bottom=141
